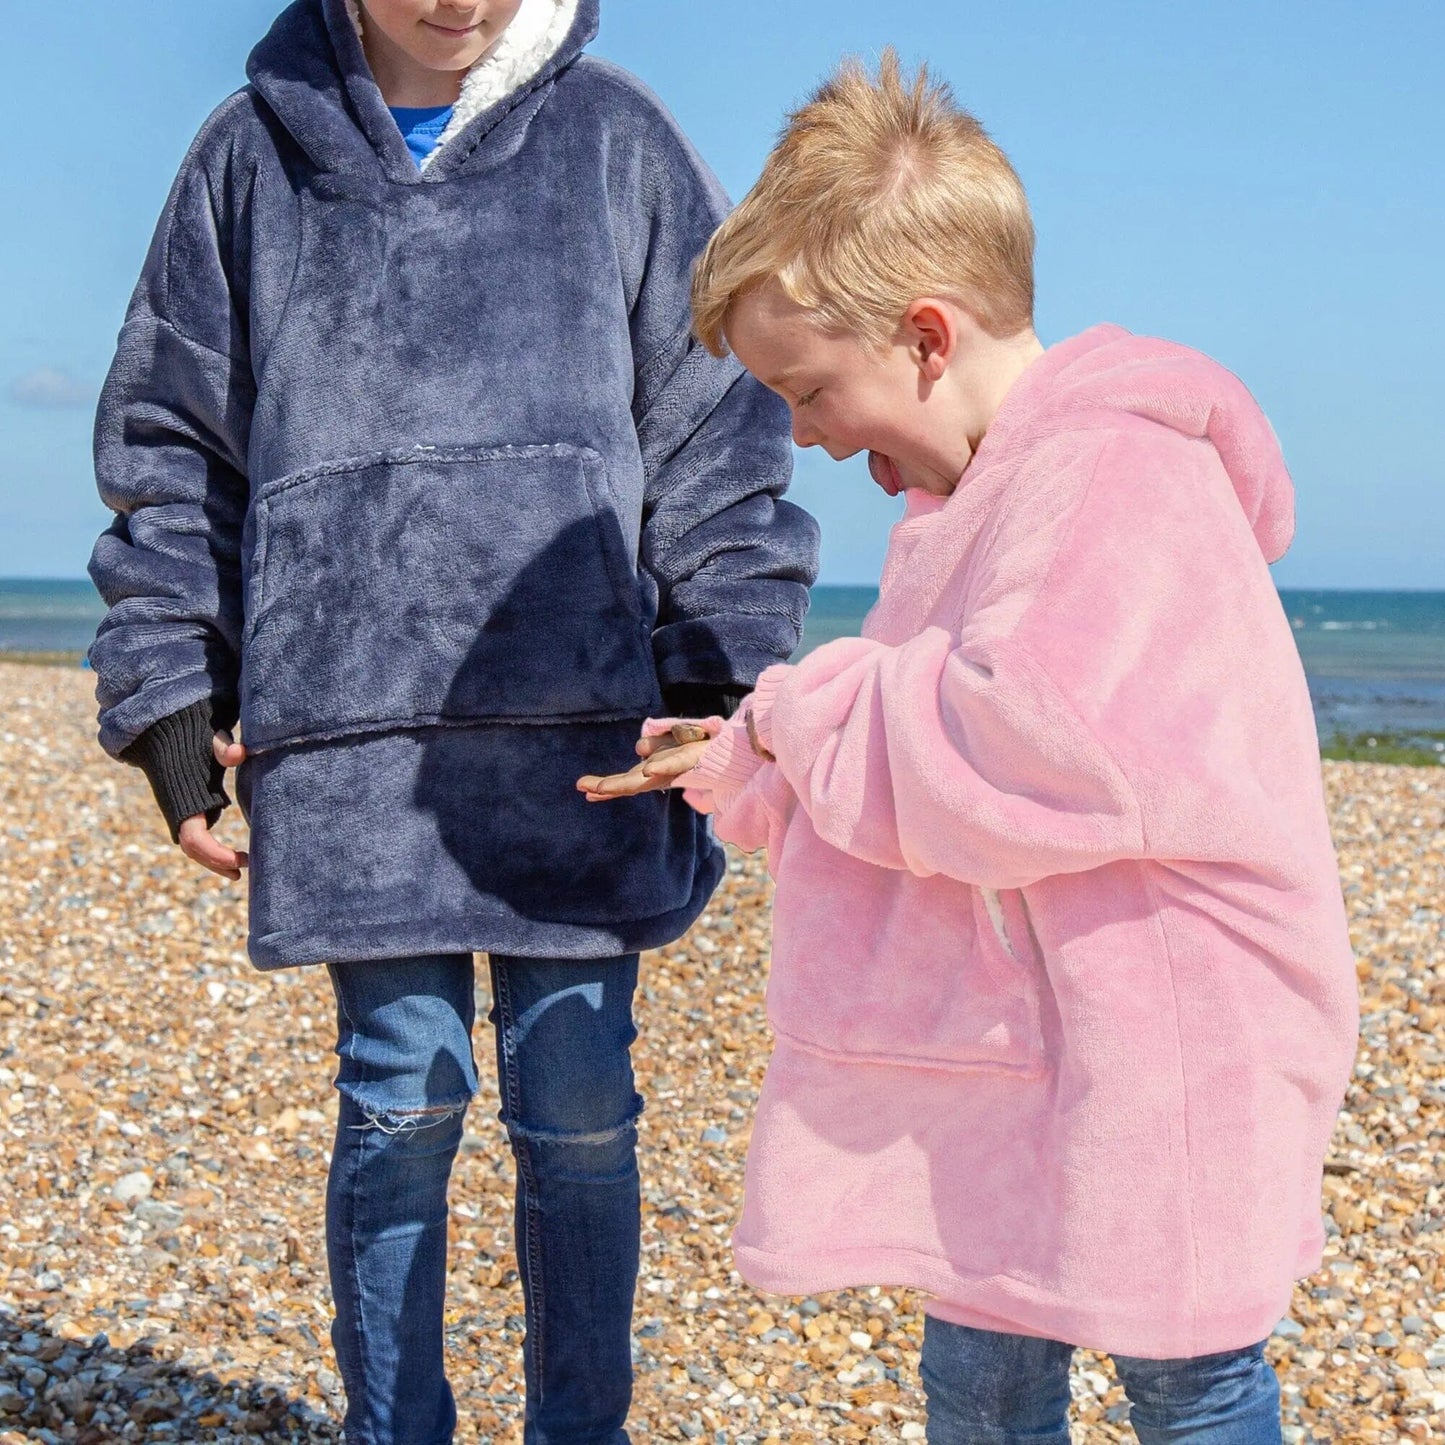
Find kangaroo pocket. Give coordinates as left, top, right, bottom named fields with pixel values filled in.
left=767, top=860, right=1046, bottom=1074
left=239, top=444, right=659, bottom=751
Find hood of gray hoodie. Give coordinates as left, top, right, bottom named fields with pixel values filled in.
left=89, top=0, right=818, bottom=969
left=247, top=0, right=599, bottom=184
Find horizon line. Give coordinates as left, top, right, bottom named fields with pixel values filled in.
left=2, top=575, right=1445, bottom=595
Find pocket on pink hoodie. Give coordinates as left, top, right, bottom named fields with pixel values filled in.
left=766, top=858, right=1046, bottom=1075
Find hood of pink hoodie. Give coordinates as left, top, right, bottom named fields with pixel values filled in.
left=977, top=324, right=1296, bottom=564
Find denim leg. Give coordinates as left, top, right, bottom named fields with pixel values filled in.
left=326, top=954, right=479, bottom=1445
left=489, top=953, right=643, bottom=1445
left=1113, top=1342, right=1282, bottom=1444
left=920, top=1317, right=1074, bottom=1445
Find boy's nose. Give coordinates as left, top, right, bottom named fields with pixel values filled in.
left=791, top=412, right=821, bottom=449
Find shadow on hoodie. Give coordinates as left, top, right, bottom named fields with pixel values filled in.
left=409, top=514, right=697, bottom=924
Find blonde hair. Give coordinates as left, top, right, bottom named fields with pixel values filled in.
left=692, top=50, right=1034, bottom=356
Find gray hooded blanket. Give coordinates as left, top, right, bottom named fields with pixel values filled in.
left=88, top=0, right=818, bottom=969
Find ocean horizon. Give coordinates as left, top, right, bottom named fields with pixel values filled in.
left=4, top=577, right=1443, bottom=746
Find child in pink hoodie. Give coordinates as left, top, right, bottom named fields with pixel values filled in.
left=580, top=54, right=1358, bottom=1444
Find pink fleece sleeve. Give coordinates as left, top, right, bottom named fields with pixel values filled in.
left=745, top=633, right=1145, bottom=891
left=643, top=712, right=796, bottom=860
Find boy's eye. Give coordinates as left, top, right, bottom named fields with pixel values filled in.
left=797, top=388, right=821, bottom=407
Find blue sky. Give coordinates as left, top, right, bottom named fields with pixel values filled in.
left=1, top=1, right=1441, bottom=586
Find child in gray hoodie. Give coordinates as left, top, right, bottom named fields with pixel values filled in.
left=88, top=1, right=818, bottom=1439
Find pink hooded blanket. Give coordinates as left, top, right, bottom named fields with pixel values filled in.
left=675, top=325, right=1359, bottom=1359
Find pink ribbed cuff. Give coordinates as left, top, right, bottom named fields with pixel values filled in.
left=640, top=715, right=726, bottom=740
left=685, top=715, right=765, bottom=797
left=747, top=665, right=791, bottom=757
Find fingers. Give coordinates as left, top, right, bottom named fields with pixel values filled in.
left=577, top=741, right=710, bottom=802
left=642, top=740, right=709, bottom=777
left=576, top=762, right=661, bottom=800
left=178, top=815, right=250, bottom=881
left=212, top=729, right=248, bottom=768
left=635, top=723, right=712, bottom=758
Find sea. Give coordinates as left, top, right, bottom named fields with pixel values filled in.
left=3, top=578, right=1443, bottom=745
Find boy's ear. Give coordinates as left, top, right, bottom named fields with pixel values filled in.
left=903, top=299, right=956, bottom=381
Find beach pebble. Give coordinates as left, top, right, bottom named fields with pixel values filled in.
left=1, top=663, right=1442, bottom=1442
left=111, top=1173, right=153, bottom=1206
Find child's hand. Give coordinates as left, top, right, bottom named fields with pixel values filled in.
left=177, top=730, right=250, bottom=880
left=577, top=725, right=710, bottom=802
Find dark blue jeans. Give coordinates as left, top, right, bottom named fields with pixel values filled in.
left=325, top=952, right=642, bottom=1445
left=922, top=1318, right=1282, bottom=1444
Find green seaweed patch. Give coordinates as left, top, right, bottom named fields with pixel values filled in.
left=0, top=653, right=85, bottom=667
left=0, top=651, right=87, bottom=668
left=1321, top=730, right=1445, bottom=767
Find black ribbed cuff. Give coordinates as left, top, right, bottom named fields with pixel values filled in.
left=662, top=683, right=749, bottom=721
left=120, top=699, right=232, bottom=844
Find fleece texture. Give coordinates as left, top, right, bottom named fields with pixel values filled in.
left=346, top=0, right=580, bottom=171
left=87, top=0, right=818, bottom=970
left=675, top=326, right=1359, bottom=1359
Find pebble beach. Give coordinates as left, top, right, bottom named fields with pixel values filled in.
left=1, top=659, right=1442, bottom=1444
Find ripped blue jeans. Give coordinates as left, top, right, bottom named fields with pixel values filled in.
left=326, top=952, right=642, bottom=1445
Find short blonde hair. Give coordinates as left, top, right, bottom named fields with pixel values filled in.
left=692, top=51, right=1034, bottom=356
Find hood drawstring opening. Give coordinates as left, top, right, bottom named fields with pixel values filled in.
left=345, top=0, right=579, bottom=173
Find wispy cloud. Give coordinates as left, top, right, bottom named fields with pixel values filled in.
left=8, top=367, right=96, bottom=409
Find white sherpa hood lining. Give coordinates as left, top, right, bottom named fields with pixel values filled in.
left=346, top=0, right=579, bottom=171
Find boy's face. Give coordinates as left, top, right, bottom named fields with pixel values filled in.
left=360, top=0, right=525, bottom=72
left=726, top=285, right=976, bottom=499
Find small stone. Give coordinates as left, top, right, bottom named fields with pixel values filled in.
left=1402, top=1313, right=1427, bottom=1335
left=848, top=1331, right=872, bottom=1351
left=901, top=1426, right=926, bottom=1442
left=112, top=1172, right=153, bottom=1205
left=700, top=1127, right=727, bottom=1146
left=133, top=1200, right=184, bottom=1229
left=1272, top=1317, right=1306, bottom=1340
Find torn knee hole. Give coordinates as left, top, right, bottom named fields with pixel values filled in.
left=349, top=1101, right=470, bottom=1136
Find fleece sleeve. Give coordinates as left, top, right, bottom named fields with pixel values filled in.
left=685, top=709, right=798, bottom=866
left=87, top=105, right=255, bottom=776
left=623, top=122, right=820, bottom=700
left=743, top=633, right=1145, bottom=891
left=741, top=422, right=1308, bottom=890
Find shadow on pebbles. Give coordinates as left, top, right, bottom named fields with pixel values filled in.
left=1, top=662, right=1442, bottom=1444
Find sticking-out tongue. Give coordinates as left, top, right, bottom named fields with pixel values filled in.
left=868, top=451, right=903, bottom=497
